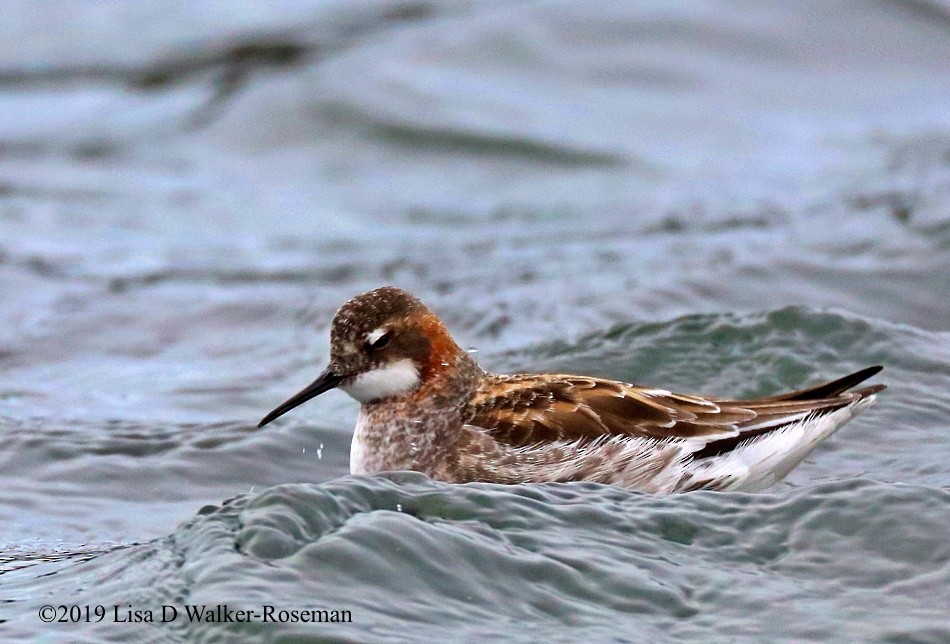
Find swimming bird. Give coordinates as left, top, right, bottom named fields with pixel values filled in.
left=259, top=287, right=884, bottom=492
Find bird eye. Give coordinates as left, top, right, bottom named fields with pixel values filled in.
left=365, top=330, right=391, bottom=351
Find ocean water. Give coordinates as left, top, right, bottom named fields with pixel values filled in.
left=1, top=1, right=948, bottom=641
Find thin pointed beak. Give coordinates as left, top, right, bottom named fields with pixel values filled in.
left=258, top=368, right=343, bottom=428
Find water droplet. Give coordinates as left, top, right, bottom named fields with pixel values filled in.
left=466, top=347, right=478, bottom=354
left=396, top=504, right=403, bottom=512
left=302, top=447, right=306, bottom=453
left=317, top=443, right=324, bottom=459
left=441, top=362, right=449, bottom=367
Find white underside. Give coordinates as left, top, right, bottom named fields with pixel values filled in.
left=350, top=411, right=372, bottom=475
left=679, top=396, right=877, bottom=492
left=340, top=359, right=420, bottom=403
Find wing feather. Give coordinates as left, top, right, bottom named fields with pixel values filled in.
left=465, top=370, right=884, bottom=451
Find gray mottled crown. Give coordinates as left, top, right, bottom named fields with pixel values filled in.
left=331, top=286, right=426, bottom=343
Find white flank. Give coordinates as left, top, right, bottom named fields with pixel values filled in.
left=340, top=359, right=420, bottom=403
left=350, top=411, right=372, bottom=475
left=680, top=395, right=877, bottom=492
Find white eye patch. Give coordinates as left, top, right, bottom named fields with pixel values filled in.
left=366, top=327, right=388, bottom=347
left=340, top=359, right=420, bottom=403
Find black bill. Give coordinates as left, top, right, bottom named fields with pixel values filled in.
left=258, top=368, right=343, bottom=427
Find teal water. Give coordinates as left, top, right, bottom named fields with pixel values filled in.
left=5, top=476, right=948, bottom=642
left=1, top=1, right=948, bottom=641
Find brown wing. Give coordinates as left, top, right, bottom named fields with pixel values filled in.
left=466, top=368, right=885, bottom=449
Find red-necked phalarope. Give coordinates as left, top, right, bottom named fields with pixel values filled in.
left=259, top=287, right=885, bottom=492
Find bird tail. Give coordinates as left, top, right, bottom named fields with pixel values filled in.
left=677, top=367, right=885, bottom=492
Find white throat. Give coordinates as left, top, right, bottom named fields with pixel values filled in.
left=340, top=359, right=420, bottom=403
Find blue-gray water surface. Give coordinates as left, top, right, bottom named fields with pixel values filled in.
left=0, top=1, right=948, bottom=641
